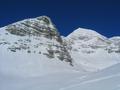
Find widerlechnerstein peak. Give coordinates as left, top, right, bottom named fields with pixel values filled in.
left=0, top=16, right=120, bottom=76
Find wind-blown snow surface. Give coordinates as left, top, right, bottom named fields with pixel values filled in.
left=1, top=64, right=120, bottom=90
left=0, top=16, right=120, bottom=90
left=59, top=64, right=120, bottom=90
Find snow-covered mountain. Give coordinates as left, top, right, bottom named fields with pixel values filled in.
left=65, top=28, right=120, bottom=71
left=0, top=16, right=75, bottom=77
left=0, top=16, right=120, bottom=90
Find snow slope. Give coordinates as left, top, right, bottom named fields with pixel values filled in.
left=60, top=63, right=120, bottom=90
left=1, top=63, right=120, bottom=90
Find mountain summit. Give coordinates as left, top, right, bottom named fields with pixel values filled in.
left=6, top=16, right=60, bottom=39
left=0, top=16, right=74, bottom=77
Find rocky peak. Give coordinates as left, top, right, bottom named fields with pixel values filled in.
left=36, top=16, right=53, bottom=26
left=0, top=16, right=73, bottom=66
left=5, top=16, right=60, bottom=41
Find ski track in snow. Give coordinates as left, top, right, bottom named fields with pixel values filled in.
left=59, top=73, right=120, bottom=90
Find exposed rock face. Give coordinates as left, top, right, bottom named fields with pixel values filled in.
left=6, top=16, right=59, bottom=39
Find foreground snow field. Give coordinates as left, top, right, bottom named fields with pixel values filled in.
left=1, top=64, right=120, bottom=90
left=0, top=16, right=120, bottom=90
left=60, top=64, right=120, bottom=90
